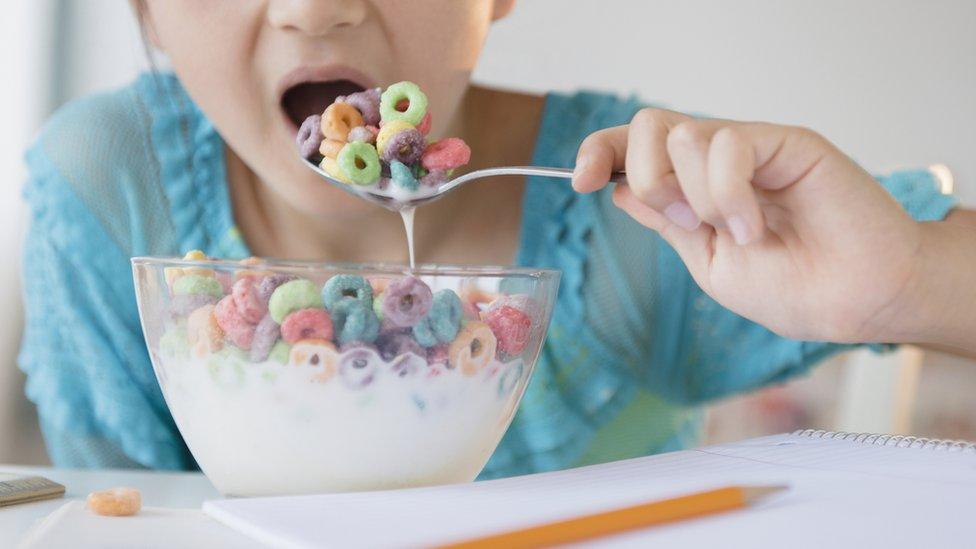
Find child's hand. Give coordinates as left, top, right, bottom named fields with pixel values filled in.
left=573, top=109, right=936, bottom=344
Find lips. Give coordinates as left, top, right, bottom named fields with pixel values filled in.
left=278, top=65, right=376, bottom=133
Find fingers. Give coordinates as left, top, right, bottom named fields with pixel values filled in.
left=624, top=108, right=689, bottom=214
left=573, top=125, right=627, bottom=193
left=707, top=126, right=765, bottom=244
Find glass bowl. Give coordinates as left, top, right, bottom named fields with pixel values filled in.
left=131, top=257, right=559, bottom=496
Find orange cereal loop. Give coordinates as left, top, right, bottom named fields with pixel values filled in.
left=449, top=321, right=497, bottom=376
left=188, top=304, right=224, bottom=357
left=288, top=339, right=339, bottom=382
left=322, top=102, right=364, bottom=142
left=319, top=138, right=346, bottom=159
left=236, top=257, right=272, bottom=281
left=87, top=487, right=141, bottom=517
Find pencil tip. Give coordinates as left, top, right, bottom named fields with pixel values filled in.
left=741, top=485, right=789, bottom=504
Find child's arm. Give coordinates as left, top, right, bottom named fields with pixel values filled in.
left=572, top=109, right=975, bottom=356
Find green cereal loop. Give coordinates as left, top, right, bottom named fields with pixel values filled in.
left=322, top=274, right=373, bottom=310
left=268, top=279, right=323, bottom=323
left=173, top=274, right=222, bottom=299
left=160, top=324, right=189, bottom=359
left=337, top=142, right=381, bottom=186
left=372, top=291, right=385, bottom=320
left=269, top=341, right=291, bottom=364
left=380, top=81, right=428, bottom=126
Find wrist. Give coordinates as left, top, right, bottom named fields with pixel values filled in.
left=881, top=218, right=976, bottom=352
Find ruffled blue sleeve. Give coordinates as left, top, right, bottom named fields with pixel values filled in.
left=18, top=88, right=195, bottom=469
left=656, top=168, right=957, bottom=404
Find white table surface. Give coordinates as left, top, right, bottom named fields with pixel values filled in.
left=0, top=463, right=253, bottom=547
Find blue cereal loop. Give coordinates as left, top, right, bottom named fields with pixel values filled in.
left=322, top=274, right=373, bottom=310
left=390, top=161, right=419, bottom=191
left=412, top=289, right=462, bottom=347
left=332, top=298, right=380, bottom=345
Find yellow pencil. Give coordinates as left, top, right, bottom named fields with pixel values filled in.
left=437, top=485, right=787, bottom=549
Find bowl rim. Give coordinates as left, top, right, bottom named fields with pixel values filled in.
left=131, top=256, right=561, bottom=279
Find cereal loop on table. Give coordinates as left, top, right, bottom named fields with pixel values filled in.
left=87, top=487, right=141, bottom=517
left=322, top=102, right=364, bottom=141
left=322, top=274, right=373, bottom=310
left=281, top=308, right=333, bottom=344
left=268, top=279, right=324, bottom=323
left=380, top=81, right=428, bottom=126
left=337, top=142, right=382, bottom=186
left=449, top=321, right=497, bottom=376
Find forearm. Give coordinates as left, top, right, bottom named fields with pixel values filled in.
left=887, top=209, right=976, bottom=357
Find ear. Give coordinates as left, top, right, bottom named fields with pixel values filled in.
left=491, top=0, right=516, bottom=21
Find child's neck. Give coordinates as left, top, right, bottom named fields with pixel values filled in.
left=228, top=85, right=545, bottom=264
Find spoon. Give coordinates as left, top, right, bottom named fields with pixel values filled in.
left=302, top=158, right=628, bottom=211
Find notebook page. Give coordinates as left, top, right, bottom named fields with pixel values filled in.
left=203, top=433, right=976, bottom=548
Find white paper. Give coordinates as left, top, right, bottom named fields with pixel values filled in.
left=203, top=433, right=976, bottom=549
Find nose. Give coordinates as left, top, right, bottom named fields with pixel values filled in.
left=267, top=0, right=367, bottom=37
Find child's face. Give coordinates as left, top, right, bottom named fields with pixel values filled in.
left=144, top=0, right=513, bottom=217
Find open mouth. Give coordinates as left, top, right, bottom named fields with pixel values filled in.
left=280, top=79, right=366, bottom=132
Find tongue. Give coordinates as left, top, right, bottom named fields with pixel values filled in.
left=282, top=80, right=365, bottom=129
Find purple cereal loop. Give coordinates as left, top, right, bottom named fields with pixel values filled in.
left=376, top=331, right=425, bottom=361
left=381, top=276, right=433, bottom=328
left=342, top=88, right=381, bottom=126
left=380, top=128, right=425, bottom=165
left=257, top=274, right=298, bottom=304
left=250, top=314, right=281, bottom=362
left=170, top=293, right=218, bottom=318
left=421, top=169, right=449, bottom=187
left=296, top=115, right=324, bottom=159
left=347, top=126, right=375, bottom=144
left=338, top=346, right=381, bottom=389
left=390, top=352, right=426, bottom=378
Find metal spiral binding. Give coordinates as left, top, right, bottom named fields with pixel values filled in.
left=792, top=429, right=976, bottom=453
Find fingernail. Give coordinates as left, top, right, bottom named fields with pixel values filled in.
left=727, top=215, right=752, bottom=245
left=664, top=200, right=701, bottom=231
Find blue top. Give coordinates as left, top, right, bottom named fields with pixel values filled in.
left=19, top=73, right=957, bottom=473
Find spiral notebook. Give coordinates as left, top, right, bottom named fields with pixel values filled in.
left=203, top=430, right=976, bottom=548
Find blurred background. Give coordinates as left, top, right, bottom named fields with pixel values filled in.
left=1, top=0, right=974, bottom=465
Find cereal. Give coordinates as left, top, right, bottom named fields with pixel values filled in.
left=281, top=308, right=333, bottom=344
left=268, top=279, right=324, bottom=323
left=215, top=296, right=256, bottom=350
left=375, top=120, right=415, bottom=157
left=288, top=338, right=339, bottom=382
left=320, top=156, right=351, bottom=184
left=231, top=277, right=267, bottom=324
left=380, top=81, right=428, bottom=126
left=332, top=298, right=380, bottom=345
left=390, top=161, right=419, bottom=191
left=340, top=88, right=382, bottom=126
left=337, top=142, right=382, bottom=186
left=420, top=168, right=449, bottom=187
left=390, top=352, right=426, bottom=378
left=257, top=274, right=297, bottom=304
left=170, top=293, right=218, bottom=318
left=319, top=138, right=345, bottom=160
left=380, top=128, right=425, bottom=164
left=269, top=340, right=291, bottom=364
left=173, top=274, right=223, bottom=299
left=377, top=330, right=426, bottom=362
left=187, top=304, right=224, bottom=357
left=412, top=289, right=462, bottom=347
left=347, top=125, right=377, bottom=144
left=322, top=274, right=373, bottom=310
left=448, top=321, right=497, bottom=376
left=380, top=276, right=433, bottom=328
left=322, top=102, right=364, bottom=142
left=250, top=314, right=280, bottom=362
left=421, top=138, right=471, bottom=171
left=416, top=111, right=432, bottom=135
left=338, top=345, right=382, bottom=389
left=87, top=487, right=141, bottom=517
left=484, top=305, right=532, bottom=356
left=297, top=114, right=323, bottom=160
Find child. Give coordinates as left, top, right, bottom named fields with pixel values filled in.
left=19, top=1, right=974, bottom=474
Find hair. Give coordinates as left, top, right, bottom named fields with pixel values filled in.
left=129, top=0, right=160, bottom=73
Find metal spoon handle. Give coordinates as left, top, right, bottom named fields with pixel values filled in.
left=443, top=166, right=628, bottom=193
